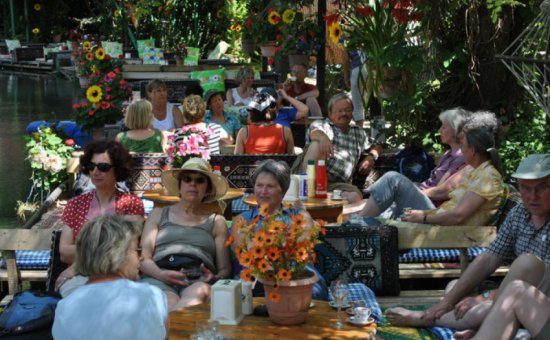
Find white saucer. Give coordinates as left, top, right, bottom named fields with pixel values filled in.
left=347, top=316, right=375, bottom=326
left=331, top=196, right=343, bottom=200
left=329, top=301, right=351, bottom=309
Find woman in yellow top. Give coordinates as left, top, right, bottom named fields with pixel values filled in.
left=347, top=125, right=504, bottom=226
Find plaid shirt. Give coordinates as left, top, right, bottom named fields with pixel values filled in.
left=486, top=203, right=550, bottom=264
left=308, top=119, right=372, bottom=182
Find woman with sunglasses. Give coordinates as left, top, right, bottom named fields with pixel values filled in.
left=56, top=140, right=145, bottom=296
left=139, top=158, right=231, bottom=310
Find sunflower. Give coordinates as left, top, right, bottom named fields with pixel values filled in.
left=95, top=47, right=105, bottom=60
left=216, top=9, right=223, bottom=18
left=240, top=269, right=254, bottom=282
left=114, top=9, right=120, bottom=17
left=82, top=41, right=92, bottom=52
left=230, top=23, right=241, bottom=32
left=238, top=251, right=253, bottom=266
left=267, top=10, right=281, bottom=25
left=32, top=28, right=40, bottom=34
left=277, top=268, right=291, bottom=281
left=282, top=9, right=295, bottom=24
left=33, top=3, right=41, bottom=11
left=85, top=53, right=94, bottom=61
left=257, top=259, right=270, bottom=272
left=252, top=232, right=265, bottom=246
left=251, top=246, right=266, bottom=259
left=295, top=247, right=309, bottom=262
left=268, top=292, right=282, bottom=303
left=263, top=233, right=275, bottom=246
left=291, top=214, right=306, bottom=228
left=329, top=22, right=343, bottom=44
left=266, top=246, right=280, bottom=262
left=86, top=85, right=103, bottom=103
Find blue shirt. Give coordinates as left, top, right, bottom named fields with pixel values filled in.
left=204, top=110, right=242, bottom=138
left=273, top=107, right=298, bottom=128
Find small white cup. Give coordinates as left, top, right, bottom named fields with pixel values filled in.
left=353, top=307, right=372, bottom=322
left=332, top=189, right=342, bottom=199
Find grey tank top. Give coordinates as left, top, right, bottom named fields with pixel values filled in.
left=152, top=207, right=217, bottom=273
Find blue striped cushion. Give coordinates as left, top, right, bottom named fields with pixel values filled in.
left=399, top=247, right=485, bottom=263
left=15, top=250, right=51, bottom=269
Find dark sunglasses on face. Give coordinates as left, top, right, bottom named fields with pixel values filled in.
left=180, top=175, right=207, bottom=185
left=85, top=162, right=114, bottom=172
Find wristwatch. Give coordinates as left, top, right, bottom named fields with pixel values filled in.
left=482, top=290, right=491, bottom=300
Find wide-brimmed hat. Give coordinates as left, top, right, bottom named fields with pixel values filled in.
left=161, top=158, right=228, bottom=202
left=204, top=89, right=225, bottom=108
left=511, top=154, right=550, bottom=180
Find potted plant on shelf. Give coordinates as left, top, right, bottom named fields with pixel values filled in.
left=336, top=0, right=426, bottom=99
left=226, top=204, right=325, bottom=325
left=280, top=13, right=321, bottom=66
left=243, top=8, right=284, bottom=57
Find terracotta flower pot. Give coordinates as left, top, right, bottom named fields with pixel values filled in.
left=241, top=39, right=256, bottom=55
left=259, top=271, right=319, bottom=325
left=260, top=42, right=277, bottom=57
left=78, top=76, right=89, bottom=89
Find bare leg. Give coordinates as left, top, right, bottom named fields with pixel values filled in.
left=172, top=282, right=211, bottom=310
left=301, top=141, right=322, bottom=173
left=495, top=253, right=545, bottom=301
left=341, top=191, right=362, bottom=204
left=165, top=291, right=181, bottom=310
left=472, top=280, right=550, bottom=340
left=357, top=196, right=382, bottom=216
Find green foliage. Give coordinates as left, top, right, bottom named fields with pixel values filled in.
left=486, top=0, right=525, bottom=23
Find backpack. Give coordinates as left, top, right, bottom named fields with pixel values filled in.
left=0, top=290, right=61, bottom=338
left=393, top=146, right=435, bottom=183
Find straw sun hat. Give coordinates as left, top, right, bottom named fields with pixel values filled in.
left=161, top=158, right=228, bottom=203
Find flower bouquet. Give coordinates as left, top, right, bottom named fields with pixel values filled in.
left=166, top=126, right=212, bottom=168
left=72, top=42, right=131, bottom=132
left=280, top=13, right=321, bottom=56
left=226, top=204, right=325, bottom=303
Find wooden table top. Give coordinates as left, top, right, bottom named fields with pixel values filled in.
left=243, top=194, right=347, bottom=211
left=143, top=188, right=244, bottom=205
left=168, top=297, right=377, bottom=339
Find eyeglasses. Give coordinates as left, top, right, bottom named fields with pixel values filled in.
left=180, top=175, right=207, bottom=185
left=518, top=183, right=550, bottom=196
left=85, top=162, right=114, bottom=172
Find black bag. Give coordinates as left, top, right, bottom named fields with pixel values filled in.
left=393, top=146, right=435, bottom=183
left=0, top=290, right=61, bottom=337
left=155, top=254, right=202, bottom=271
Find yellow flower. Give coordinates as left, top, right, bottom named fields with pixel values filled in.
left=34, top=3, right=41, bottom=11
left=282, top=9, right=295, bottom=24
left=85, top=53, right=94, bottom=61
left=230, top=23, right=241, bottom=32
left=86, top=85, right=103, bottom=103
left=82, top=41, right=92, bottom=52
left=95, top=47, right=105, bottom=60
left=329, top=22, right=343, bottom=44
left=114, top=9, right=120, bottom=17
left=216, top=9, right=223, bottom=18
left=267, top=10, right=281, bottom=25
left=32, top=28, right=40, bottom=34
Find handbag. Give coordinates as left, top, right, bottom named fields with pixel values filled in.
left=0, top=290, right=61, bottom=337
left=155, top=254, right=203, bottom=278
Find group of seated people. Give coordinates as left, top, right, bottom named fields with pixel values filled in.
left=115, top=65, right=318, bottom=158
left=50, top=67, right=549, bottom=339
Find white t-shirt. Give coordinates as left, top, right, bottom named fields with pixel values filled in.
left=52, top=279, right=168, bottom=340
left=152, top=103, right=177, bottom=131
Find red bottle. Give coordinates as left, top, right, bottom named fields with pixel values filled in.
left=315, top=160, right=327, bottom=198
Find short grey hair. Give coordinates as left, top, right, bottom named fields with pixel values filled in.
left=439, top=107, right=471, bottom=137
left=251, top=159, right=291, bottom=193
left=464, top=127, right=504, bottom=176
left=236, top=67, right=255, bottom=83
left=75, top=216, right=142, bottom=277
left=327, top=92, right=353, bottom=113
left=461, top=111, right=502, bottom=148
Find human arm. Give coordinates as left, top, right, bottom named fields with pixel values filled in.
left=284, top=126, right=295, bottom=154
left=296, top=85, right=319, bottom=101
left=309, top=128, right=333, bottom=158
left=59, top=224, right=76, bottom=264
left=422, top=252, right=502, bottom=325
left=422, top=167, right=466, bottom=201
left=210, top=214, right=231, bottom=282
left=173, top=106, right=184, bottom=128
left=278, top=89, right=308, bottom=120
left=226, top=88, right=235, bottom=106
left=160, top=130, right=169, bottom=152
left=233, top=127, right=247, bottom=154
left=139, top=208, right=188, bottom=286
left=115, top=132, right=122, bottom=143
left=357, top=144, right=383, bottom=174
left=403, top=191, right=488, bottom=225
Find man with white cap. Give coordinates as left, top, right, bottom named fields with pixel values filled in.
left=386, top=154, right=550, bottom=333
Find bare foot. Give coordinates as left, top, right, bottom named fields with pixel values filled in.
left=385, top=307, right=426, bottom=327
left=454, top=329, right=477, bottom=339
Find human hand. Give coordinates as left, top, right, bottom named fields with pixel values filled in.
left=454, top=295, right=483, bottom=320
left=55, top=266, right=76, bottom=292
left=421, top=300, right=454, bottom=326
left=358, top=156, right=375, bottom=174
left=199, top=263, right=215, bottom=283
left=277, top=88, right=288, bottom=99
left=316, top=135, right=333, bottom=158
left=161, top=270, right=189, bottom=286
left=401, top=209, right=424, bottom=223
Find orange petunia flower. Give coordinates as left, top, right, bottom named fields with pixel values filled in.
left=257, top=259, right=270, bottom=272
left=268, top=292, right=281, bottom=302
left=224, top=235, right=235, bottom=247
left=277, top=268, right=292, bottom=281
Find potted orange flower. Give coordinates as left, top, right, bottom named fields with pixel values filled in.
left=226, top=203, right=325, bottom=325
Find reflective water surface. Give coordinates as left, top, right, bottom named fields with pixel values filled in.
left=0, top=72, right=79, bottom=228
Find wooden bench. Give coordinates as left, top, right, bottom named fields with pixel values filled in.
left=0, top=229, right=52, bottom=296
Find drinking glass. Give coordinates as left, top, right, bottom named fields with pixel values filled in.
left=330, top=281, right=348, bottom=329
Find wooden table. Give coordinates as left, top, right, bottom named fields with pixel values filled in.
left=168, top=298, right=377, bottom=339
left=143, top=188, right=244, bottom=220
left=243, top=194, right=347, bottom=223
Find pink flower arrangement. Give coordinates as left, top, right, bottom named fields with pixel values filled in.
left=166, top=126, right=212, bottom=167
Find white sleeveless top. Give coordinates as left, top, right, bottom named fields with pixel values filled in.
left=231, top=88, right=254, bottom=106
left=152, top=103, right=176, bottom=131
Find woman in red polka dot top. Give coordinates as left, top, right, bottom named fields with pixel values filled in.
left=55, top=140, right=145, bottom=296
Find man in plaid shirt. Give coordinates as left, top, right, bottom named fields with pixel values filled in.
left=299, top=93, right=382, bottom=203
left=386, top=154, right=550, bottom=335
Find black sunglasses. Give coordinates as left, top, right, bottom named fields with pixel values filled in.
left=180, top=174, right=207, bottom=185
left=85, top=162, right=114, bottom=172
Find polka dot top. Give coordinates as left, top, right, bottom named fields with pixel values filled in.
left=61, top=191, right=145, bottom=237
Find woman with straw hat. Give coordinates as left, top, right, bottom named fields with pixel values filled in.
left=139, top=157, right=231, bottom=310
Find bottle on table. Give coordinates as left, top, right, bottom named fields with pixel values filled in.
left=307, top=159, right=316, bottom=198
left=213, top=165, right=222, bottom=176
left=315, top=160, right=327, bottom=199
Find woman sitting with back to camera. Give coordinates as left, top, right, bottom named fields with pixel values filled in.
left=140, top=158, right=231, bottom=310
left=53, top=216, right=168, bottom=340
left=56, top=141, right=145, bottom=297
left=346, top=124, right=505, bottom=226
left=234, top=93, right=295, bottom=155
left=116, top=99, right=167, bottom=153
